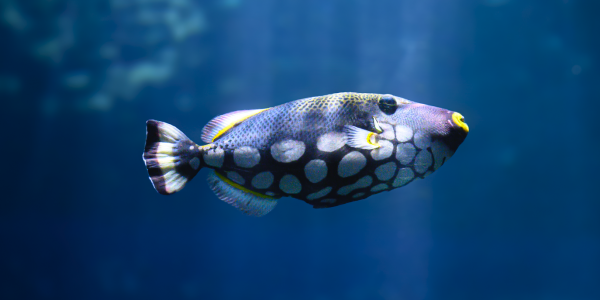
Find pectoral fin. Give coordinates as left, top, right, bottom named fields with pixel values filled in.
left=343, top=125, right=381, bottom=150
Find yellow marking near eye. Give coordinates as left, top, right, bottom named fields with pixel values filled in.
left=212, top=108, right=270, bottom=142
left=215, top=172, right=276, bottom=199
left=452, top=112, right=469, bottom=133
left=366, top=132, right=381, bottom=148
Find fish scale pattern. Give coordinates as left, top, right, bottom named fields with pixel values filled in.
left=215, top=92, right=381, bottom=150
left=144, top=91, right=468, bottom=215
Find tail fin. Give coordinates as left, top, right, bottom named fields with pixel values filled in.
left=143, top=120, right=202, bottom=195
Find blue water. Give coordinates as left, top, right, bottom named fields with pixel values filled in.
left=2, top=0, right=599, bottom=299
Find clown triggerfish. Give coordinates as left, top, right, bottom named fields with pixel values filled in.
left=143, top=92, right=469, bottom=216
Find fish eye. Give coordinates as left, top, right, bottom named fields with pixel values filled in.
left=378, top=95, right=397, bottom=115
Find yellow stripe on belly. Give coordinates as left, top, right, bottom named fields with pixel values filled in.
left=214, top=172, right=275, bottom=199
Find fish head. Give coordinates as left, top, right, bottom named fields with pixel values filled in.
left=371, top=94, right=469, bottom=167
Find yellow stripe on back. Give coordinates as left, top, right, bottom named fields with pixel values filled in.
left=211, top=108, right=270, bottom=142
left=200, top=108, right=271, bottom=144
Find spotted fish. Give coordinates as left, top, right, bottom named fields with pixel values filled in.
left=143, top=92, right=469, bottom=216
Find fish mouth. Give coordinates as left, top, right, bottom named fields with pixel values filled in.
left=451, top=112, right=469, bottom=133
left=437, top=111, right=468, bottom=152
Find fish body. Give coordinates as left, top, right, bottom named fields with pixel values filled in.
left=143, top=92, right=469, bottom=216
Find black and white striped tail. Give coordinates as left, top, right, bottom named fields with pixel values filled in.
left=143, top=120, right=202, bottom=195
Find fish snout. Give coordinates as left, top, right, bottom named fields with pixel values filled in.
left=450, top=112, right=469, bottom=134
left=439, top=111, right=468, bottom=151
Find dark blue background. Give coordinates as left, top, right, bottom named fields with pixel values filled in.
left=2, top=0, right=599, bottom=299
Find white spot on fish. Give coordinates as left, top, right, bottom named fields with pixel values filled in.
left=396, top=143, right=416, bottom=166
left=189, top=145, right=194, bottom=151
left=317, top=132, right=346, bottom=152
left=392, top=168, right=414, bottom=187
left=266, top=191, right=276, bottom=197
left=338, top=175, right=373, bottom=195
left=233, top=146, right=260, bottom=168
left=227, top=171, right=245, bottom=185
left=279, top=174, right=302, bottom=194
left=379, top=123, right=395, bottom=140
left=352, top=192, right=365, bottom=199
left=338, top=151, right=366, bottom=178
left=251, top=171, right=274, bottom=189
left=414, top=150, right=433, bottom=174
left=189, top=157, right=200, bottom=170
left=305, top=159, right=328, bottom=183
left=370, top=140, right=393, bottom=161
left=271, top=140, right=305, bottom=163
left=371, top=183, right=388, bottom=192
left=395, top=125, right=413, bottom=142
left=375, top=162, right=397, bottom=181
left=414, top=131, right=431, bottom=150
left=306, top=187, right=332, bottom=200
left=203, top=147, right=224, bottom=168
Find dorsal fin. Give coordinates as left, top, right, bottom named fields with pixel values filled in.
left=201, top=108, right=269, bottom=143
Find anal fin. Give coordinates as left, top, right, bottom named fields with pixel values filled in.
left=206, top=171, right=278, bottom=217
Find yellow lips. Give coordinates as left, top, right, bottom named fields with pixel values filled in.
left=452, top=112, right=469, bottom=133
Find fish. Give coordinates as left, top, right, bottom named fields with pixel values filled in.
left=143, top=92, right=469, bottom=216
